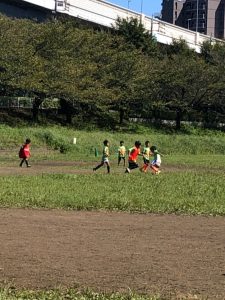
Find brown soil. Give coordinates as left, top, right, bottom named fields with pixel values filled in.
left=0, top=160, right=224, bottom=176
left=0, top=209, right=225, bottom=299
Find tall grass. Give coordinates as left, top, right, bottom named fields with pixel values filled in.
left=0, top=172, right=224, bottom=215
left=1, top=125, right=225, bottom=158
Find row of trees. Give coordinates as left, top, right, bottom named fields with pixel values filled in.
left=0, top=14, right=225, bottom=129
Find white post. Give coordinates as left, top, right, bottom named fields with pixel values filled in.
left=195, top=31, right=200, bottom=44
left=73, top=138, right=77, bottom=144
left=140, top=13, right=145, bottom=24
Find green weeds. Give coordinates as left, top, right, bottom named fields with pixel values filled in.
left=0, top=172, right=224, bottom=215
left=0, top=287, right=206, bottom=300
left=1, top=125, right=225, bottom=157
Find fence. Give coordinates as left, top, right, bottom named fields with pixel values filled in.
left=0, top=97, right=60, bottom=109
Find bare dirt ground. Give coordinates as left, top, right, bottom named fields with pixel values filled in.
left=0, top=209, right=225, bottom=299
left=0, top=160, right=225, bottom=176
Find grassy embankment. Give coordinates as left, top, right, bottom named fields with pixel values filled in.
left=0, top=124, right=225, bottom=215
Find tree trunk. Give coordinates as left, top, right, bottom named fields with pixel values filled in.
left=66, top=112, right=72, bottom=124
left=32, top=93, right=46, bottom=122
left=152, top=109, right=161, bottom=124
left=119, top=108, right=124, bottom=124
left=176, top=110, right=182, bottom=130
left=32, top=98, right=42, bottom=122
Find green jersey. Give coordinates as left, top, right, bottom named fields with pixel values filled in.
left=102, top=146, right=109, bottom=160
left=143, top=147, right=150, bottom=160
left=118, top=146, right=126, bottom=158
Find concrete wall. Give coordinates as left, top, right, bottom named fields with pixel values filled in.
left=0, top=0, right=51, bottom=20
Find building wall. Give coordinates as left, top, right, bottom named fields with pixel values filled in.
left=161, top=0, right=186, bottom=26
left=161, top=0, right=175, bottom=23
left=0, top=0, right=52, bottom=21
left=175, top=0, right=187, bottom=26
left=161, top=0, right=225, bottom=38
left=208, top=0, right=225, bottom=38
left=182, top=0, right=207, bottom=34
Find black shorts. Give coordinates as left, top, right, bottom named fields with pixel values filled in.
left=128, top=161, right=139, bottom=170
left=118, top=156, right=125, bottom=160
left=143, top=158, right=150, bottom=165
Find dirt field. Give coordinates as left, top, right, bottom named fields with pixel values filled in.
left=0, top=160, right=225, bottom=176
left=0, top=209, right=225, bottom=299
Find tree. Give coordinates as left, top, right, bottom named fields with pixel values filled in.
left=165, top=39, right=195, bottom=58
left=150, top=55, right=220, bottom=130
left=0, top=16, right=50, bottom=121
left=114, top=17, right=158, bottom=57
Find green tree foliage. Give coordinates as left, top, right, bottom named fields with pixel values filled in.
left=200, top=42, right=225, bottom=123
left=152, top=54, right=221, bottom=129
left=114, top=17, right=158, bottom=57
left=0, top=14, right=225, bottom=129
left=165, top=39, right=195, bottom=57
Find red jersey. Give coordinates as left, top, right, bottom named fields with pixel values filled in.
left=19, top=144, right=31, bottom=159
left=128, top=147, right=140, bottom=162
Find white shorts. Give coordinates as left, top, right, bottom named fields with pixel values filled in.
left=151, top=159, right=161, bottom=167
left=102, top=157, right=109, bottom=164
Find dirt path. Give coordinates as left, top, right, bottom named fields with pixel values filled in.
left=0, top=209, right=225, bottom=299
left=0, top=160, right=225, bottom=176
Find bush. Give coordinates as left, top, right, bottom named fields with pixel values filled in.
left=36, top=131, right=72, bottom=154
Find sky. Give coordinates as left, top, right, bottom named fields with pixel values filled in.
left=106, top=0, right=162, bottom=17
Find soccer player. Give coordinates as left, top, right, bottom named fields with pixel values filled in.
left=125, top=141, right=142, bottom=173
left=19, top=138, right=31, bottom=167
left=140, top=140, right=151, bottom=173
left=150, top=145, right=162, bottom=175
left=118, top=141, right=126, bottom=166
left=93, top=140, right=110, bottom=174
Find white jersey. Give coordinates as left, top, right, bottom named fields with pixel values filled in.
left=152, top=152, right=161, bottom=167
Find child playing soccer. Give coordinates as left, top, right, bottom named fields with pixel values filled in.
left=140, top=140, right=150, bottom=173
left=150, top=145, right=161, bottom=175
left=19, top=138, right=31, bottom=167
left=118, top=141, right=126, bottom=166
left=125, top=141, right=142, bottom=173
left=93, top=140, right=110, bottom=174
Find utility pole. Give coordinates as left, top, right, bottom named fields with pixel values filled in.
left=196, top=0, right=199, bottom=32
left=128, top=0, right=131, bottom=9
left=187, top=18, right=191, bottom=30
left=141, top=0, right=143, bottom=14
